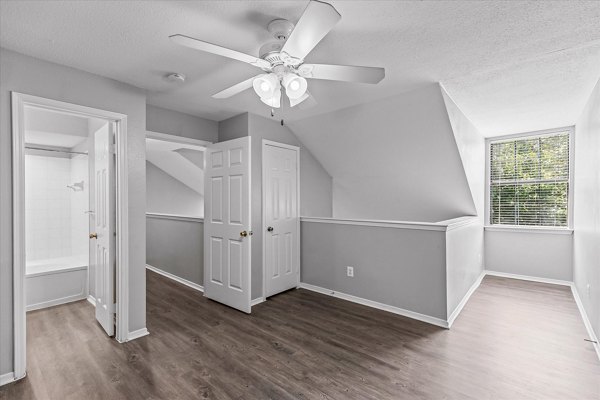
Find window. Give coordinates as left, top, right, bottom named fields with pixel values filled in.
left=489, top=131, right=570, bottom=227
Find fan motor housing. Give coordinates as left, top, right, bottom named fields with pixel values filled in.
left=267, top=19, right=294, bottom=41
left=259, top=42, right=284, bottom=62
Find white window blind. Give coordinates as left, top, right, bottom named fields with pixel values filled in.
left=489, top=132, right=570, bottom=227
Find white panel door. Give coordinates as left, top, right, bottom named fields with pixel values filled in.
left=93, top=122, right=115, bottom=336
left=204, top=137, right=252, bottom=313
left=264, top=142, right=299, bottom=298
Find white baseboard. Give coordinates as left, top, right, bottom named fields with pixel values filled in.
left=299, top=282, right=449, bottom=329
left=26, top=293, right=87, bottom=312
left=87, top=294, right=96, bottom=306
left=146, top=264, right=204, bottom=292
left=571, top=285, right=600, bottom=361
left=447, top=271, right=485, bottom=328
left=0, top=372, right=15, bottom=387
left=484, top=270, right=572, bottom=286
left=251, top=297, right=264, bottom=307
left=127, top=328, right=149, bottom=341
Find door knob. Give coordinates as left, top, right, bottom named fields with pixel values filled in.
left=240, top=231, right=248, bottom=237
left=89, top=233, right=98, bottom=239
left=267, top=226, right=274, bottom=232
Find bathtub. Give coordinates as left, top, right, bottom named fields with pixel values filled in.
left=26, top=255, right=88, bottom=311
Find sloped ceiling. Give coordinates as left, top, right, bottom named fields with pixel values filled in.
left=145, top=138, right=205, bottom=194
left=1, top=1, right=599, bottom=129
left=288, top=84, right=476, bottom=222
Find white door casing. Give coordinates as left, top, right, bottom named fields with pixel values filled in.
left=263, top=140, right=300, bottom=298
left=93, top=122, right=116, bottom=336
left=204, top=137, right=252, bottom=313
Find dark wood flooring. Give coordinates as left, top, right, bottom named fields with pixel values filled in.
left=1, top=272, right=599, bottom=399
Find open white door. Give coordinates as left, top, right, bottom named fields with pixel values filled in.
left=204, top=137, right=252, bottom=313
left=92, top=122, right=115, bottom=336
left=263, top=141, right=300, bottom=298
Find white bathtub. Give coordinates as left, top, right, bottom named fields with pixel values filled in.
left=26, top=255, right=88, bottom=311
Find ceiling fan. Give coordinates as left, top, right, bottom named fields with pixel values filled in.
left=170, top=0, right=385, bottom=109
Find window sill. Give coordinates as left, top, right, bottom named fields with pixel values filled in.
left=484, top=225, right=573, bottom=235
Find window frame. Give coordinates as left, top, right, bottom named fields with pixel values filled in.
left=485, top=126, right=575, bottom=231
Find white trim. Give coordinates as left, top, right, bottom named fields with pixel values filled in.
left=87, top=295, right=96, bottom=307
left=146, top=212, right=204, bottom=223
left=300, top=217, right=448, bottom=231
left=0, top=372, right=16, bottom=387
left=484, top=225, right=573, bottom=235
left=11, top=92, right=130, bottom=375
left=146, top=264, right=204, bottom=292
left=251, top=297, right=265, bottom=306
left=115, top=118, right=130, bottom=344
left=146, top=130, right=211, bottom=147
left=484, top=270, right=572, bottom=286
left=571, top=285, right=600, bottom=361
left=11, top=92, right=26, bottom=380
left=447, top=272, right=485, bottom=327
left=298, top=282, right=449, bottom=329
left=441, top=216, right=479, bottom=231
left=25, top=265, right=87, bottom=279
left=26, top=293, right=87, bottom=312
left=127, top=328, right=150, bottom=341
left=485, top=126, right=575, bottom=142
left=262, top=140, right=301, bottom=300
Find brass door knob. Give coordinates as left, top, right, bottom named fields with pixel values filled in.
left=89, top=233, right=98, bottom=239
left=240, top=231, right=248, bottom=237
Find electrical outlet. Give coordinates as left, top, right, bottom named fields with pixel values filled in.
left=346, top=266, right=354, bottom=277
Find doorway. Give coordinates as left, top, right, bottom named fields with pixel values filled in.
left=262, top=140, right=300, bottom=299
left=11, top=93, right=130, bottom=380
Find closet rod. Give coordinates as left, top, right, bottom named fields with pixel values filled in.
left=25, top=146, right=88, bottom=156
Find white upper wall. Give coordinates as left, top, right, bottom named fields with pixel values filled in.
left=441, top=86, right=485, bottom=218
left=573, top=78, right=600, bottom=340
left=289, top=84, right=476, bottom=222
left=146, top=104, right=218, bottom=142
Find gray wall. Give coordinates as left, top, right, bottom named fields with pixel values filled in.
left=146, top=162, right=203, bottom=217
left=218, top=113, right=333, bottom=300
left=0, top=48, right=147, bottom=375
left=484, top=230, right=573, bottom=281
left=446, top=221, right=484, bottom=316
left=146, top=104, right=218, bottom=142
left=289, top=84, right=476, bottom=222
left=146, top=217, right=203, bottom=286
left=218, top=113, right=249, bottom=142
left=573, top=78, right=600, bottom=341
left=300, top=221, right=448, bottom=320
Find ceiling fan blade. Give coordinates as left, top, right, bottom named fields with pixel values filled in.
left=299, top=63, right=385, bottom=84
left=297, top=91, right=318, bottom=110
left=212, top=75, right=261, bottom=99
left=170, top=34, right=271, bottom=70
left=281, top=0, right=341, bottom=60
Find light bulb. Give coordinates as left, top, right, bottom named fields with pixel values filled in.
left=253, top=74, right=279, bottom=99
left=260, top=81, right=271, bottom=93
left=282, top=73, right=307, bottom=100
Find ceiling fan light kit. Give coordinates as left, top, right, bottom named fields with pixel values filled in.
left=170, top=0, right=385, bottom=111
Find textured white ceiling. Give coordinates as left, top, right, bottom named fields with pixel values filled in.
left=2, top=1, right=600, bottom=130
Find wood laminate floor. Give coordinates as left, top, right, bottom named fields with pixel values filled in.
left=1, top=272, right=599, bottom=399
